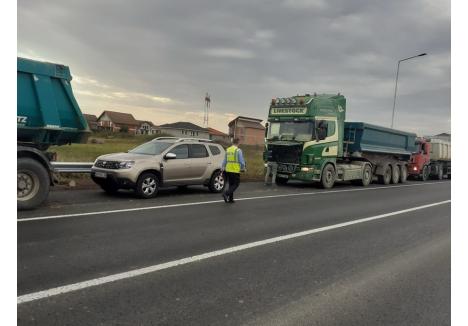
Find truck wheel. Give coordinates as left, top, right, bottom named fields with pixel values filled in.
left=17, top=158, right=50, bottom=210
left=321, top=164, right=336, bottom=189
left=136, top=172, right=159, bottom=199
left=399, top=165, right=408, bottom=183
left=378, top=165, right=392, bottom=185
left=352, top=164, right=372, bottom=187
left=275, top=176, right=288, bottom=185
left=208, top=171, right=226, bottom=193
left=437, top=166, right=444, bottom=180
left=421, top=166, right=429, bottom=181
left=391, top=165, right=400, bottom=184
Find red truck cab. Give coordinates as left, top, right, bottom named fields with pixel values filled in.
left=408, top=138, right=431, bottom=180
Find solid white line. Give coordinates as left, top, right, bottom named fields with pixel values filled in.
left=17, top=181, right=448, bottom=222
left=17, top=199, right=451, bottom=304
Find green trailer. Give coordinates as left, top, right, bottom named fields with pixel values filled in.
left=17, top=57, right=90, bottom=210
left=264, top=94, right=416, bottom=188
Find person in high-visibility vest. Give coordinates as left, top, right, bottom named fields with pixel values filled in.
left=221, top=138, right=246, bottom=203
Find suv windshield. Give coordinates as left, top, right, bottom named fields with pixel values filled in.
left=129, top=141, right=172, bottom=155
left=268, top=121, right=315, bottom=141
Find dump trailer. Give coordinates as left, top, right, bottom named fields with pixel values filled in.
left=264, top=94, right=416, bottom=188
left=17, top=57, right=89, bottom=210
left=408, top=137, right=451, bottom=180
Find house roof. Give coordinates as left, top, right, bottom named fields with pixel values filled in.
left=228, top=116, right=264, bottom=129
left=207, top=127, right=228, bottom=136
left=158, top=121, right=206, bottom=132
left=83, top=113, right=98, bottom=122
left=98, top=111, right=139, bottom=126
left=137, top=120, right=155, bottom=127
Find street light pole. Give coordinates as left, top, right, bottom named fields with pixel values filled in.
left=391, top=53, right=427, bottom=129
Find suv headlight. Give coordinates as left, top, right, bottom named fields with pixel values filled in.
left=119, top=161, right=135, bottom=169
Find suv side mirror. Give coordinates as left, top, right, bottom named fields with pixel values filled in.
left=164, top=152, right=177, bottom=160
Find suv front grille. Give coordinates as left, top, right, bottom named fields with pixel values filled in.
left=94, top=160, right=121, bottom=169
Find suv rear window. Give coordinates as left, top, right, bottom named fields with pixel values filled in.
left=190, top=144, right=208, bottom=158
left=209, top=145, right=221, bottom=156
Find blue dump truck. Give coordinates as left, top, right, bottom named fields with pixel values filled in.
left=17, top=57, right=90, bottom=209
left=265, top=94, right=417, bottom=188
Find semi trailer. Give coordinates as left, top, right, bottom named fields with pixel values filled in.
left=17, top=57, right=90, bottom=210
left=264, top=94, right=417, bottom=188
left=408, top=137, right=451, bottom=180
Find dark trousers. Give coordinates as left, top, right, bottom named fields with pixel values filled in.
left=224, top=172, right=240, bottom=200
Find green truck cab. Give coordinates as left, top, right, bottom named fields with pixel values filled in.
left=17, top=57, right=90, bottom=210
left=264, top=93, right=416, bottom=188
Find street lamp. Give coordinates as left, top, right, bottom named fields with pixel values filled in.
left=391, top=52, right=427, bottom=129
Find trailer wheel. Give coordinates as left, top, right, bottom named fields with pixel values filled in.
left=421, top=166, right=429, bottom=181
left=17, top=158, right=50, bottom=210
left=321, top=164, right=336, bottom=189
left=378, top=165, right=392, bottom=185
left=399, top=165, right=408, bottom=183
left=391, top=165, right=400, bottom=184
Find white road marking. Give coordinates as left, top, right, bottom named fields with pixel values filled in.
left=17, top=181, right=448, bottom=222
left=17, top=199, right=450, bottom=304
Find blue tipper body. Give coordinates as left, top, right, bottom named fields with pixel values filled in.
left=17, top=57, right=90, bottom=148
left=344, top=122, right=417, bottom=160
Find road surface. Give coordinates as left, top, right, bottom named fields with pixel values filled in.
left=18, top=180, right=451, bottom=325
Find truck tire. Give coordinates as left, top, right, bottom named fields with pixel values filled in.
left=399, top=165, right=408, bottom=183
left=275, top=176, right=288, bottom=185
left=136, top=172, right=159, bottom=199
left=208, top=171, right=226, bottom=193
left=321, top=164, right=336, bottom=189
left=391, top=165, right=400, bottom=184
left=352, top=164, right=372, bottom=187
left=421, top=165, right=429, bottom=181
left=378, top=165, right=392, bottom=185
left=17, top=157, right=50, bottom=210
left=437, top=165, right=444, bottom=180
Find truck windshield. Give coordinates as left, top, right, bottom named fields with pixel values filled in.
left=268, top=121, right=315, bottom=141
left=129, top=141, right=172, bottom=155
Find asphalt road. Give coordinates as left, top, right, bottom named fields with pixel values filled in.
left=17, top=180, right=451, bottom=325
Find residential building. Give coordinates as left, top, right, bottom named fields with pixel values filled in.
left=83, top=113, right=98, bottom=131
left=228, top=116, right=265, bottom=145
left=137, top=120, right=158, bottom=135
left=97, top=111, right=140, bottom=133
left=207, top=127, right=230, bottom=144
left=157, top=122, right=209, bottom=139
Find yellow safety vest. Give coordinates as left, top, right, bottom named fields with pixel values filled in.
left=225, top=146, right=241, bottom=173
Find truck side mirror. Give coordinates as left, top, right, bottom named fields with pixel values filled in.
left=265, top=122, right=269, bottom=138
left=316, top=120, right=327, bottom=141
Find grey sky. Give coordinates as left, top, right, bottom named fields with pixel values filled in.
left=18, top=0, right=450, bottom=135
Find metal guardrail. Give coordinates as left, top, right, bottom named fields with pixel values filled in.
left=51, top=162, right=94, bottom=173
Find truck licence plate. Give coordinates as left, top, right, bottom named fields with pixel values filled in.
left=277, top=173, right=288, bottom=178
left=94, top=171, right=107, bottom=178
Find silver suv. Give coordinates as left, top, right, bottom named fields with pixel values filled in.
left=91, top=137, right=226, bottom=198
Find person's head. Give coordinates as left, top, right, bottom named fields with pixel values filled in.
left=232, top=138, right=240, bottom=146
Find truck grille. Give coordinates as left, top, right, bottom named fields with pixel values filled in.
left=94, top=160, right=121, bottom=169
left=267, top=143, right=302, bottom=164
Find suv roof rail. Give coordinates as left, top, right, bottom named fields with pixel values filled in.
left=152, top=137, right=180, bottom=141
left=176, top=138, right=213, bottom=143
